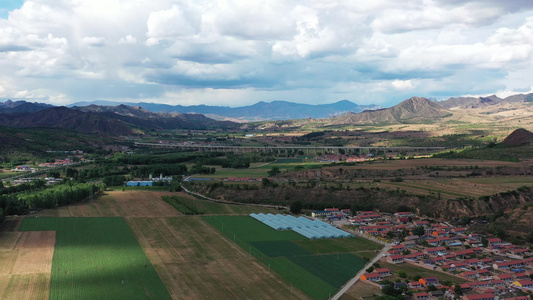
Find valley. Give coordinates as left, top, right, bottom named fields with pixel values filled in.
left=0, top=95, right=533, bottom=299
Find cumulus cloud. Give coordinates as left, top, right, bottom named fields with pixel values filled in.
left=391, top=79, right=416, bottom=90
left=0, top=0, right=532, bottom=106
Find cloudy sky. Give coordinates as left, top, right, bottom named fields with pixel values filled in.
left=0, top=0, right=532, bottom=107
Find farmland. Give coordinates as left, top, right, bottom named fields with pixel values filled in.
left=203, top=215, right=377, bottom=300
left=19, top=217, right=172, bottom=300
left=128, top=216, right=306, bottom=299
left=4, top=190, right=310, bottom=299
left=0, top=189, right=385, bottom=300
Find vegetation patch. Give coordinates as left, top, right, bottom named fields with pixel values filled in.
left=162, top=195, right=203, bottom=215
left=19, top=217, right=171, bottom=300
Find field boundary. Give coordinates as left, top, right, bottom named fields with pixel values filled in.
left=181, top=182, right=288, bottom=210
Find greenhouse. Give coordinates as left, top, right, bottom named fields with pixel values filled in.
left=250, top=213, right=353, bottom=239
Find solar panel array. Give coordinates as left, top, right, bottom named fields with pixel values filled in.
left=250, top=213, right=353, bottom=239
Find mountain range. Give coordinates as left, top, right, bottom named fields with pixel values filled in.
left=437, top=93, right=533, bottom=109
left=69, top=100, right=380, bottom=121
left=1, top=92, right=533, bottom=134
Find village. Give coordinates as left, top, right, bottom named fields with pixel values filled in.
left=312, top=208, right=533, bottom=300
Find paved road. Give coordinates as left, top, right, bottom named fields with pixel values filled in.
left=331, top=243, right=393, bottom=300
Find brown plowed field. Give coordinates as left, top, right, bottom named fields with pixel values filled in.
left=0, top=218, right=53, bottom=300
left=128, top=216, right=308, bottom=300
left=35, top=190, right=183, bottom=218
left=12, top=231, right=55, bottom=274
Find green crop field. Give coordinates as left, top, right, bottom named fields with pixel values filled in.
left=203, top=215, right=375, bottom=300
left=293, top=236, right=382, bottom=254
left=19, top=217, right=171, bottom=300
left=290, top=253, right=366, bottom=288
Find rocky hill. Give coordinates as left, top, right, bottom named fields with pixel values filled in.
left=501, top=128, right=533, bottom=146
left=329, top=97, right=451, bottom=125
left=190, top=183, right=532, bottom=222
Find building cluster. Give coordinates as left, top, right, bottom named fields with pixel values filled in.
left=11, top=177, right=62, bottom=185
left=12, top=157, right=80, bottom=172
left=38, top=158, right=80, bottom=168
left=311, top=208, right=352, bottom=221
left=312, top=209, right=532, bottom=299
left=126, top=174, right=173, bottom=186
left=11, top=165, right=35, bottom=172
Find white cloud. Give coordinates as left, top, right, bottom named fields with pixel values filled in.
left=0, top=0, right=532, bottom=107
left=372, top=1, right=502, bottom=33
left=118, top=35, right=137, bottom=44
left=146, top=4, right=201, bottom=45
left=391, top=79, right=416, bottom=90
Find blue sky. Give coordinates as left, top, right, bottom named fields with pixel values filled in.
left=0, top=0, right=22, bottom=19
left=0, top=1, right=533, bottom=107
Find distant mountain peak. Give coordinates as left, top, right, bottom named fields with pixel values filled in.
left=69, top=100, right=379, bottom=121
left=329, top=96, right=450, bottom=125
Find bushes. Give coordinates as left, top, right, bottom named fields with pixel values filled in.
left=162, top=195, right=203, bottom=215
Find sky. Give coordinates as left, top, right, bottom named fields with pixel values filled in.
left=0, top=0, right=533, bottom=107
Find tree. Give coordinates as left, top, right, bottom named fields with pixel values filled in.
left=47, top=171, right=61, bottom=178
left=290, top=201, right=303, bottom=214
left=412, top=226, right=425, bottom=236
left=397, top=270, right=407, bottom=278
left=267, top=166, right=280, bottom=177
left=481, top=237, right=488, bottom=247
left=454, top=284, right=463, bottom=295
left=426, top=285, right=438, bottom=292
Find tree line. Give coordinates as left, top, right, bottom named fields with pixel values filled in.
left=0, top=182, right=104, bottom=216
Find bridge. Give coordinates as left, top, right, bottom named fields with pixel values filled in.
left=134, top=142, right=446, bottom=155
